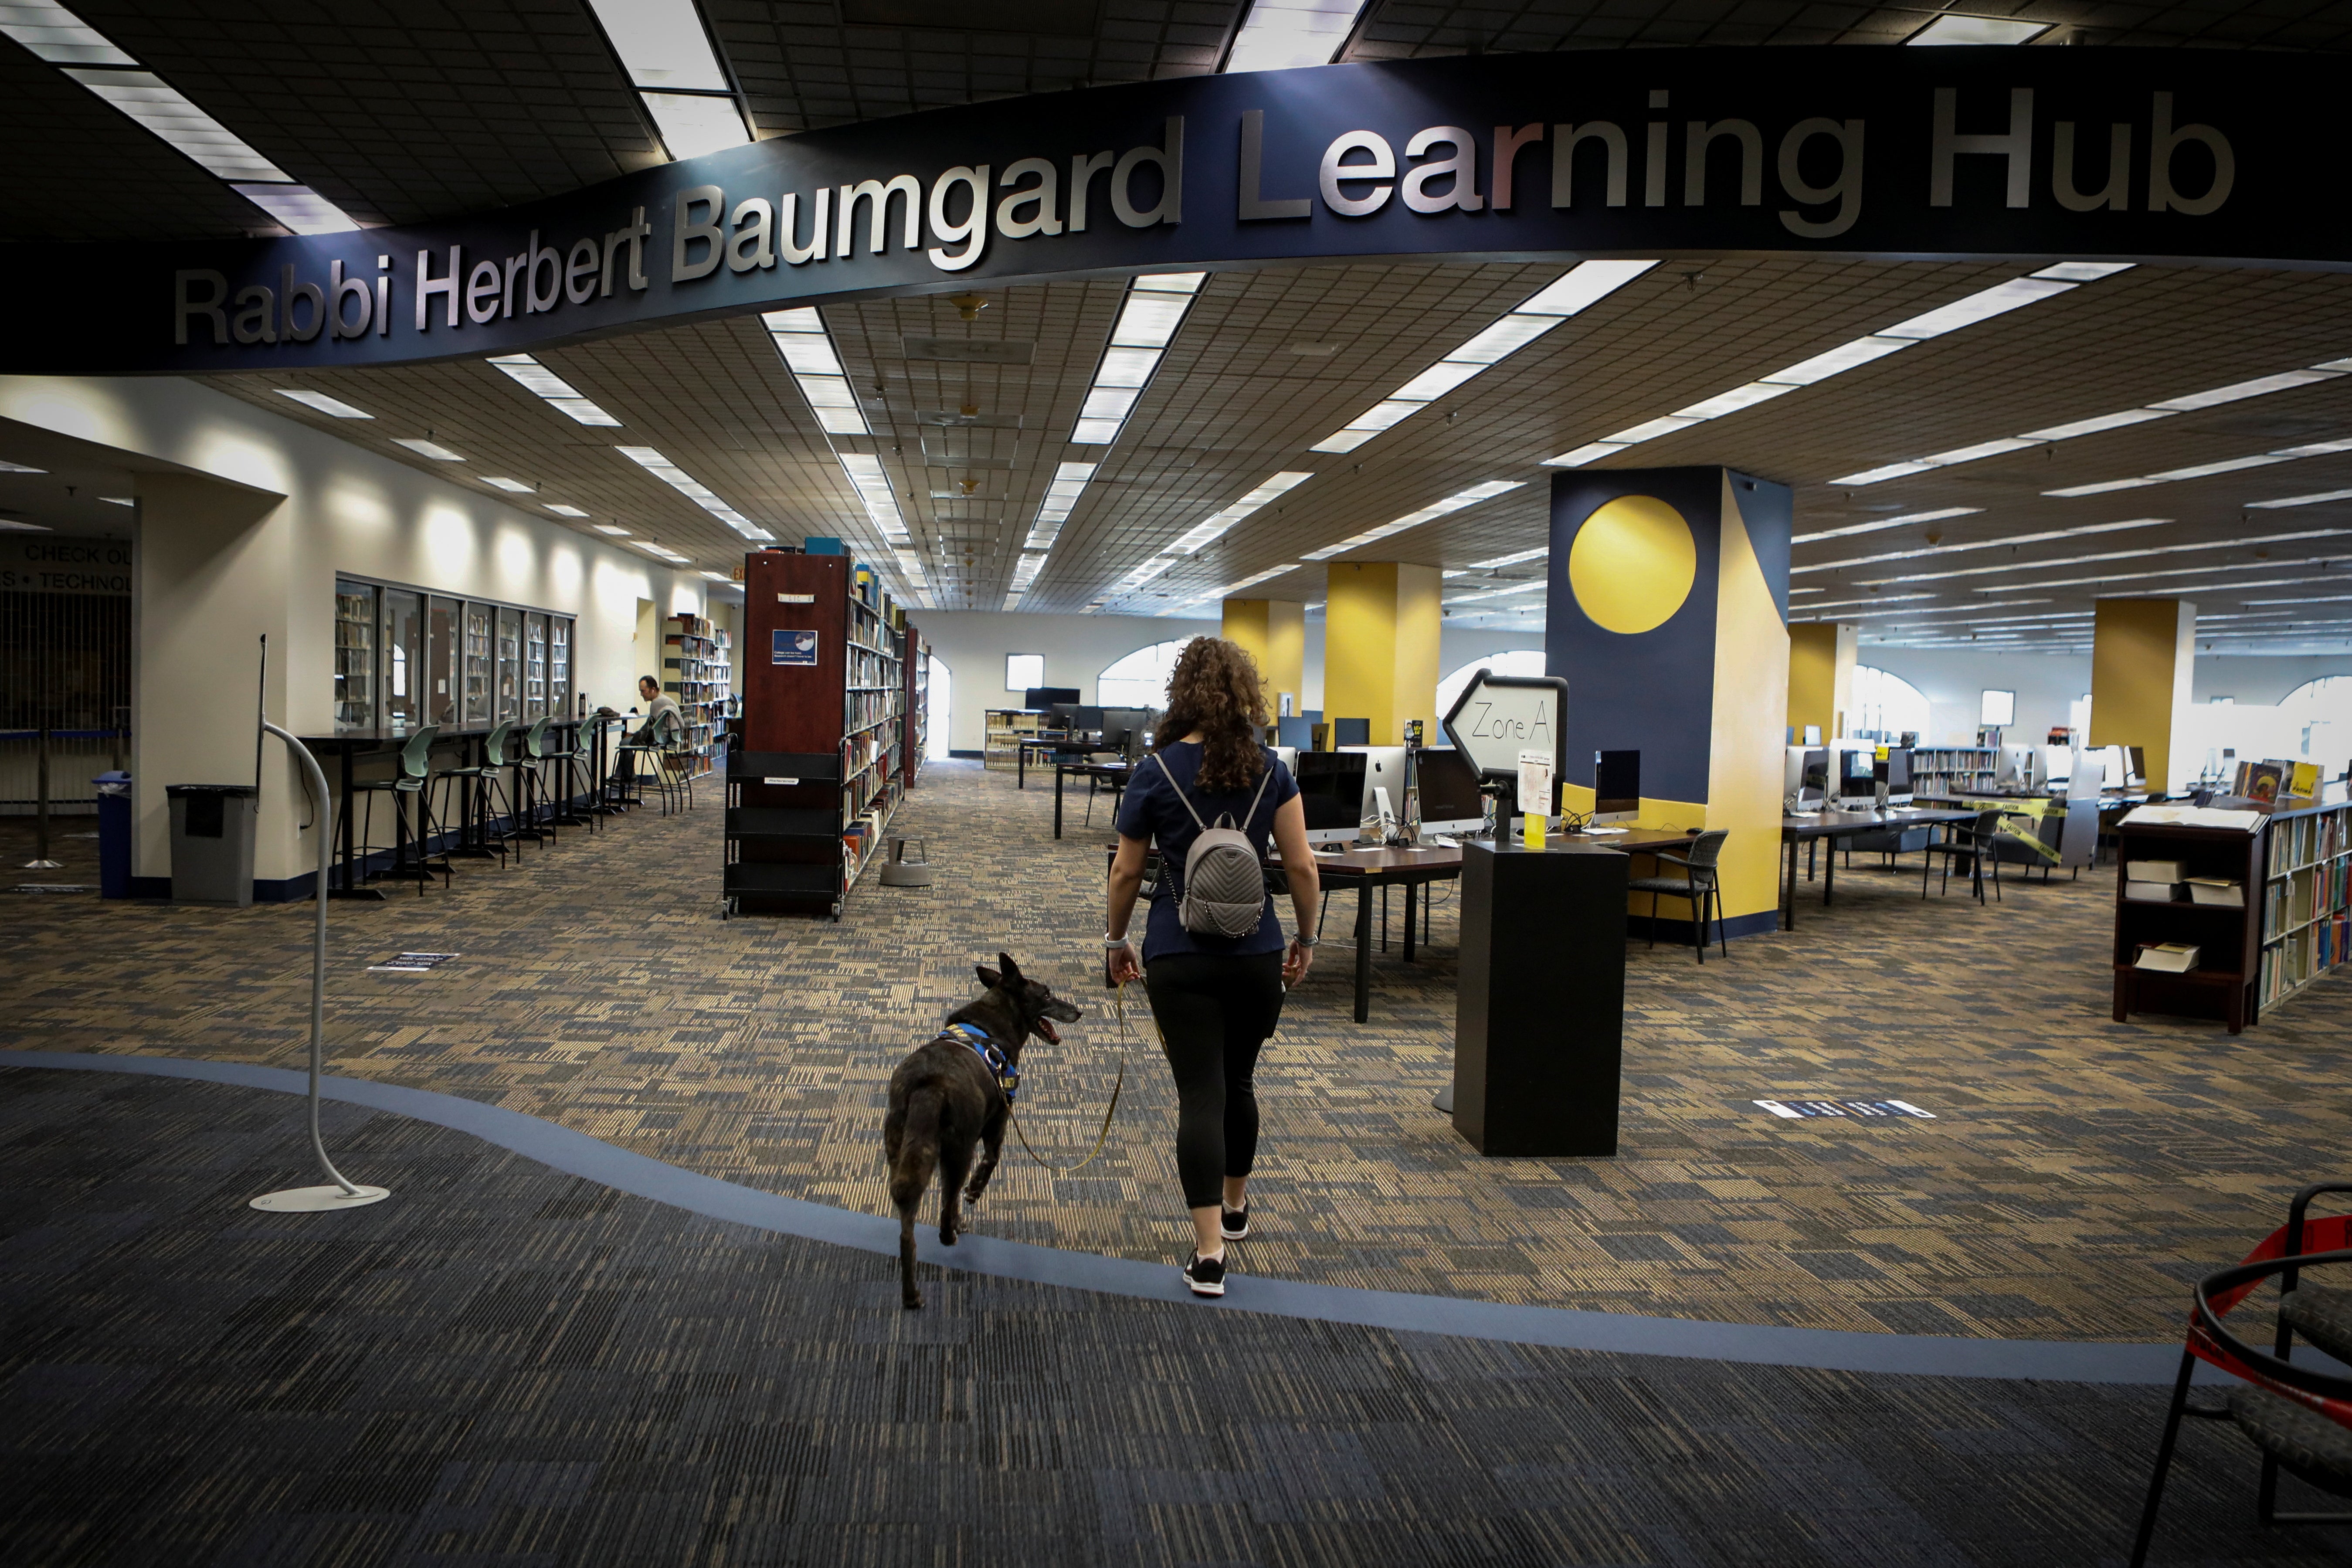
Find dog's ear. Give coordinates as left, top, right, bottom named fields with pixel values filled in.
left=997, top=951, right=1023, bottom=983
left=974, top=964, right=1001, bottom=989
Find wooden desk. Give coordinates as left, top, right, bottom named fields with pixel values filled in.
left=1778, top=808, right=1978, bottom=930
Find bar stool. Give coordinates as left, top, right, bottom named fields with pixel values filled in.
left=611, top=720, right=655, bottom=811
left=652, top=713, right=698, bottom=815
left=352, top=726, right=450, bottom=895
left=437, top=720, right=519, bottom=866
left=507, top=716, right=554, bottom=845
left=540, top=719, right=595, bottom=832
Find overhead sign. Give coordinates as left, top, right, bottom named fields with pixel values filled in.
left=1442, top=669, right=1568, bottom=784
left=0, top=48, right=2333, bottom=375
left=0, top=536, right=132, bottom=596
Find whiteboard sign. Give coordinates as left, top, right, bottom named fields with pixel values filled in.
left=1442, top=670, right=1569, bottom=784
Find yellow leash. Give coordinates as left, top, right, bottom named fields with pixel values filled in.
left=1004, top=976, right=1148, bottom=1174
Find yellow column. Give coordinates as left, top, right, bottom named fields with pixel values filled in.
left=1221, top=597, right=1306, bottom=715
left=1324, top=563, right=1441, bottom=743
left=2092, top=597, right=2196, bottom=792
left=1785, top=621, right=1857, bottom=742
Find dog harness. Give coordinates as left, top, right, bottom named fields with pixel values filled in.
left=940, top=1021, right=1019, bottom=1104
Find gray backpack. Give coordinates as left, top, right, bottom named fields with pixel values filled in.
left=1159, top=754, right=1276, bottom=939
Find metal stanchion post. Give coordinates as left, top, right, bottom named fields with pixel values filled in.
left=23, top=725, right=61, bottom=869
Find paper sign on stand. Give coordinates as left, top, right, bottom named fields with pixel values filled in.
left=1519, top=748, right=1552, bottom=850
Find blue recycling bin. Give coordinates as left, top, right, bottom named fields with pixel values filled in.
left=93, top=771, right=131, bottom=899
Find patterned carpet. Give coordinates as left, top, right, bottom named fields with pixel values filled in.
left=6, top=1069, right=2349, bottom=1568
left=3, top=762, right=2349, bottom=1342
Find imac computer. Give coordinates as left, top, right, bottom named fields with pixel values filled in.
left=2126, top=745, right=2148, bottom=788
left=1837, top=747, right=1877, bottom=808
left=1415, top=747, right=1486, bottom=836
left=1997, top=745, right=2035, bottom=789
left=1341, top=745, right=1408, bottom=834
left=1880, top=747, right=1914, bottom=804
left=1293, top=752, right=1369, bottom=845
left=1796, top=747, right=1829, bottom=810
left=1073, top=705, right=1106, bottom=736
left=1101, top=707, right=1154, bottom=761
left=1594, top=750, right=1640, bottom=825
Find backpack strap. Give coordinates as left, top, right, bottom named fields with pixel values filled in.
left=1150, top=754, right=1213, bottom=832
left=1156, top=747, right=1275, bottom=830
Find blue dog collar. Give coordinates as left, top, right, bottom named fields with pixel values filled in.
left=942, top=1021, right=1018, bottom=1103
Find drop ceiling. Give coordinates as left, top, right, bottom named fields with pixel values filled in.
left=11, top=0, right=2352, bottom=652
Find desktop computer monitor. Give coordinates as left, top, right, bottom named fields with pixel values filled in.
left=1074, top=705, right=1106, bottom=734
left=1341, top=745, right=1408, bottom=830
left=2043, top=743, right=2074, bottom=788
left=1331, top=717, right=1371, bottom=748
left=1881, top=747, right=1913, bottom=795
left=1415, top=747, right=1485, bottom=834
left=1293, top=751, right=1368, bottom=843
left=2126, top=745, right=2148, bottom=787
left=1998, top=745, right=2034, bottom=787
left=1800, top=747, right=1829, bottom=803
left=1101, top=707, right=1154, bottom=760
left=1594, top=750, right=1640, bottom=825
left=1024, top=686, right=1080, bottom=709
left=1276, top=715, right=1313, bottom=750
left=1838, top=747, right=1876, bottom=803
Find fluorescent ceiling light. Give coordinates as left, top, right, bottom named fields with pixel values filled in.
left=1224, top=0, right=1368, bottom=72
left=229, top=183, right=359, bottom=234
left=275, top=389, right=372, bottom=419
left=615, top=445, right=776, bottom=541
left=1171, top=471, right=1314, bottom=553
left=2243, top=594, right=2352, bottom=605
left=586, top=0, right=729, bottom=88
left=1071, top=275, right=1202, bottom=447
left=1794, top=516, right=2170, bottom=575
left=479, top=476, right=533, bottom=493
left=1792, top=507, right=1979, bottom=546
left=64, top=68, right=288, bottom=180
left=1840, top=528, right=2352, bottom=589
left=1549, top=265, right=2122, bottom=469
left=1467, top=546, right=1548, bottom=570
left=0, top=0, right=133, bottom=63
left=762, top=308, right=869, bottom=438
left=1171, top=562, right=1303, bottom=610
left=2248, top=488, right=2352, bottom=510
left=1320, top=261, right=1655, bottom=456
left=2046, top=439, right=2352, bottom=498
left=0, top=460, right=49, bottom=474
left=594, top=524, right=631, bottom=535
left=486, top=354, right=621, bottom=426
left=700, top=570, right=730, bottom=582
left=640, top=91, right=750, bottom=158
left=1445, top=579, right=1548, bottom=606
left=1907, top=13, right=2054, bottom=43
left=1303, top=481, right=1524, bottom=561
left=393, top=438, right=466, bottom=461
left=1026, top=460, right=1098, bottom=552
left=1835, top=355, right=2352, bottom=486
left=836, top=452, right=908, bottom=541
left=1790, top=594, right=1945, bottom=611
left=544, top=504, right=590, bottom=518
left=99, top=495, right=133, bottom=506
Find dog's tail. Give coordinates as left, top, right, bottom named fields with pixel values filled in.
left=892, top=1086, right=942, bottom=1309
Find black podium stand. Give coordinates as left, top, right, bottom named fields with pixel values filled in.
left=1449, top=838, right=1629, bottom=1157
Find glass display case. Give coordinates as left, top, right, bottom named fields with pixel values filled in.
left=463, top=603, right=492, bottom=725
left=550, top=617, right=572, bottom=717
left=382, top=589, right=424, bottom=736
left=524, top=612, right=548, bottom=720
left=495, top=606, right=522, bottom=724
left=428, top=595, right=459, bottom=726
left=333, top=580, right=377, bottom=735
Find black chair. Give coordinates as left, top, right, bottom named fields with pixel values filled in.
left=1626, top=828, right=1729, bottom=962
left=1921, top=809, right=2004, bottom=903
left=2129, top=1183, right=2352, bottom=1565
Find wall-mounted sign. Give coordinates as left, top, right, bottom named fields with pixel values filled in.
left=0, top=536, right=132, bottom=596
left=773, top=629, right=819, bottom=666
left=0, top=48, right=2331, bottom=376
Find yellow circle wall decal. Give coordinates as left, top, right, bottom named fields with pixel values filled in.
left=1567, top=495, right=1698, bottom=634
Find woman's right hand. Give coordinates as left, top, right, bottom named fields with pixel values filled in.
left=1107, top=942, right=1142, bottom=985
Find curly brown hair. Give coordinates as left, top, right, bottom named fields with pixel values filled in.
left=1156, top=637, right=1268, bottom=792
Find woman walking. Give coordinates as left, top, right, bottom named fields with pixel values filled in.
left=1105, top=638, right=1320, bottom=1296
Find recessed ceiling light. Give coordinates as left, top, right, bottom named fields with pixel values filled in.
left=393, top=438, right=467, bottom=461
left=762, top=308, right=870, bottom=438
left=594, top=524, right=631, bottom=536
left=1834, top=358, right=2352, bottom=486
left=2046, top=439, right=2352, bottom=498
left=1171, top=472, right=1315, bottom=554
left=1071, top=275, right=1205, bottom=446
left=1304, top=481, right=1524, bottom=561
left=1792, top=507, right=1981, bottom=546
left=1466, top=546, right=1548, bottom=570
left=275, top=389, right=372, bottom=419
left=228, top=183, right=360, bottom=234
left=480, top=476, right=534, bottom=492
left=1907, top=15, right=2055, bottom=45
left=0, top=459, right=49, bottom=474
left=584, top=0, right=748, bottom=158
left=64, top=67, right=290, bottom=180
left=1551, top=268, right=2125, bottom=469
left=1224, top=0, right=1370, bottom=71
left=1321, top=260, right=1654, bottom=455
left=485, top=355, right=621, bottom=426
left=98, top=495, right=134, bottom=506
left=638, top=92, right=750, bottom=158
left=616, top=445, right=776, bottom=542
left=544, top=503, right=590, bottom=518
left=1794, top=517, right=2171, bottom=575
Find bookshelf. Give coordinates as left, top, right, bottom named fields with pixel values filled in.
left=1911, top=746, right=1999, bottom=795
left=2112, top=818, right=2266, bottom=1033
left=984, top=708, right=1046, bottom=771
left=333, top=582, right=377, bottom=733
left=730, top=552, right=907, bottom=919
left=663, top=612, right=733, bottom=778
left=2258, top=799, right=2352, bottom=1010
left=904, top=628, right=930, bottom=787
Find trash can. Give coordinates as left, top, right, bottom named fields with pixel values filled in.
left=166, top=784, right=258, bottom=907
left=93, top=771, right=132, bottom=899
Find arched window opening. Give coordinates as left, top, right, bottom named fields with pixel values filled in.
left=1850, top=666, right=1931, bottom=741
left=1435, top=649, right=1547, bottom=721
left=1098, top=638, right=1193, bottom=708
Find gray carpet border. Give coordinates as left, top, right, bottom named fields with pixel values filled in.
left=0, top=1048, right=2224, bottom=1385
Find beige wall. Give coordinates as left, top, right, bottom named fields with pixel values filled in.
left=0, top=374, right=706, bottom=885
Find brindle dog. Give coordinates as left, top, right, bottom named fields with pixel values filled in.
left=884, top=952, right=1082, bottom=1309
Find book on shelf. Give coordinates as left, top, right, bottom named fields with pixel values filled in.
left=2134, top=943, right=2199, bottom=973
left=2126, top=860, right=2184, bottom=884
left=2125, top=880, right=2180, bottom=903
left=2120, top=804, right=2264, bottom=831
left=2186, top=877, right=2245, bottom=907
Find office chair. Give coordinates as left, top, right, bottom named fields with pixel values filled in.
left=1626, top=828, right=1730, bottom=961
left=1922, top=809, right=2005, bottom=903
left=352, top=725, right=450, bottom=895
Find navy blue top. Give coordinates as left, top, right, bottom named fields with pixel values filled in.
left=1116, top=741, right=1299, bottom=959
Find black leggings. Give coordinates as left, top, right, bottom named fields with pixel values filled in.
left=1144, top=951, right=1285, bottom=1210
